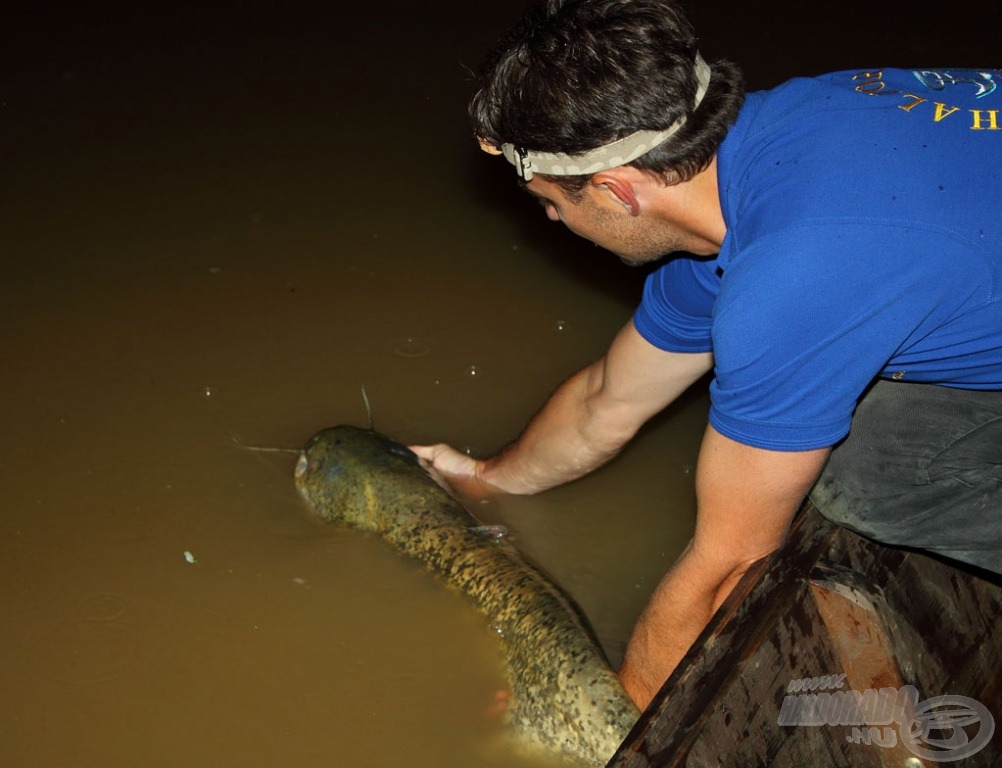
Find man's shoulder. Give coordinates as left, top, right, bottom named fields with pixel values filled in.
left=719, top=67, right=1002, bottom=259
left=734, top=66, right=1002, bottom=145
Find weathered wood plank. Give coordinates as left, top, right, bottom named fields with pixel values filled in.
left=607, top=503, right=1001, bottom=768
left=809, top=569, right=922, bottom=767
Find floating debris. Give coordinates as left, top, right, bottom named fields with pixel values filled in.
left=183, top=550, right=198, bottom=564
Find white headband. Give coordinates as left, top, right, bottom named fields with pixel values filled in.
left=481, top=54, right=712, bottom=181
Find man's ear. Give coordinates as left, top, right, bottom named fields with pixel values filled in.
left=592, top=171, right=641, bottom=216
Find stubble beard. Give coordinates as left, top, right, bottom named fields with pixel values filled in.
left=612, top=226, right=689, bottom=267
left=581, top=195, right=691, bottom=267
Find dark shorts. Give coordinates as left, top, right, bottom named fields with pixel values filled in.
left=809, top=379, right=1002, bottom=576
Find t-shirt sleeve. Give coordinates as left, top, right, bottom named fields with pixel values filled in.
left=708, top=224, right=979, bottom=451
left=633, top=256, right=719, bottom=353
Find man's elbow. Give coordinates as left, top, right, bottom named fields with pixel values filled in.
left=580, top=394, right=646, bottom=458
left=709, top=546, right=780, bottom=613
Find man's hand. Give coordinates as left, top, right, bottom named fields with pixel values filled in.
left=409, top=443, right=480, bottom=480
left=408, top=443, right=501, bottom=499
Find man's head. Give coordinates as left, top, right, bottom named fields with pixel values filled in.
left=469, top=0, right=745, bottom=197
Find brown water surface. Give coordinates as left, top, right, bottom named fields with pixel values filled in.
left=2, top=1, right=997, bottom=766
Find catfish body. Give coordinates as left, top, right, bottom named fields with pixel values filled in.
left=294, top=426, right=638, bottom=767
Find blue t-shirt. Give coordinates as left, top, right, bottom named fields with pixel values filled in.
left=634, top=67, right=1002, bottom=451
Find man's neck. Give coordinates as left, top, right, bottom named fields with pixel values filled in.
left=650, top=155, right=726, bottom=255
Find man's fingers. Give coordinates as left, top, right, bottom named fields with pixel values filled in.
left=408, top=443, right=477, bottom=478
left=408, top=442, right=504, bottom=500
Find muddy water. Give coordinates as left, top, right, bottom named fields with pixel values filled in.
left=2, top=1, right=997, bottom=766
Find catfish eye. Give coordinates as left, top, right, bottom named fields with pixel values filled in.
left=294, top=454, right=310, bottom=478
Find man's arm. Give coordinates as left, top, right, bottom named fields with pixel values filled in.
left=411, top=320, right=713, bottom=494
left=618, top=425, right=830, bottom=709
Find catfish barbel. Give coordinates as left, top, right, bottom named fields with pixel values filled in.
left=294, top=425, right=639, bottom=767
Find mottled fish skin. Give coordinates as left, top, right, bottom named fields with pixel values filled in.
left=294, top=425, right=639, bottom=767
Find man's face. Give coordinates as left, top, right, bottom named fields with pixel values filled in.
left=521, top=176, right=701, bottom=265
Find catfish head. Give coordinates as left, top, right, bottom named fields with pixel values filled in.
left=294, top=425, right=451, bottom=531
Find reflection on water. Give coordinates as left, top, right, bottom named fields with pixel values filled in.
left=3, top=0, right=995, bottom=765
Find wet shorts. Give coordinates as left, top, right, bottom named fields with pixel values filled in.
left=809, top=379, right=1002, bottom=576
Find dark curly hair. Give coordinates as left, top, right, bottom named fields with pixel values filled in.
left=469, top=0, right=745, bottom=196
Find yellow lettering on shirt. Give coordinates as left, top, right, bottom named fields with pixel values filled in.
left=897, top=93, right=927, bottom=113
left=857, top=80, right=890, bottom=94
left=970, top=110, right=1000, bottom=130
left=933, top=103, right=961, bottom=122
left=849, top=72, right=997, bottom=133
left=852, top=70, right=888, bottom=95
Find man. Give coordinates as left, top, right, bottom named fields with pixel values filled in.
left=412, top=0, right=1002, bottom=710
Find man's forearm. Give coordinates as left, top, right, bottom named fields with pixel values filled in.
left=480, top=323, right=713, bottom=494
left=618, top=426, right=830, bottom=710
left=618, top=544, right=760, bottom=710
left=481, top=360, right=627, bottom=494
left=411, top=322, right=711, bottom=496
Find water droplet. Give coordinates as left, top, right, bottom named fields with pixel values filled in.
left=466, top=365, right=481, bottom=377
left=554, top=320, right=567, bottom=332
left=202, top=386, right=215, bottom=398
